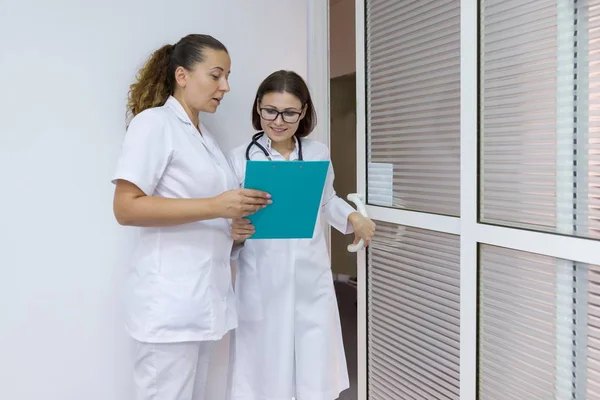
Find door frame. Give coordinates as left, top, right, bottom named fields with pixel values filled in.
left=307, top=0, right=331, bottom=148
left=307, top=0, right=332, bottom=254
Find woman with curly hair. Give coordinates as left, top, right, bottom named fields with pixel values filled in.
left=111, top=34, right=271, bottom=400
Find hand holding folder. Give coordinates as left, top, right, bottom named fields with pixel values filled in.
left=243, top=160, right=330, bottom=239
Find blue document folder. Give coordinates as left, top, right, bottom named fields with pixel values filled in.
left=243, top=160, right=330, bottom=239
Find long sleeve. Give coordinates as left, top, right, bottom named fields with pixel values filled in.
left=321, top=152, right=356, bottom=234
left=231, top=241, right=245, bottom=261
left=227, top=145, right=248, bottom=261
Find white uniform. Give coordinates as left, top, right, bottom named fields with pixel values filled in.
left=227, top=134, right=355, bottom=400
left=112, top=96, right=238, bottom=400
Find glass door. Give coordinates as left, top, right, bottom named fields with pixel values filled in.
left=354, top=0, right=600, bottom=399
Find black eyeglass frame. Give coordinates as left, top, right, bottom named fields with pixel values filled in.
left=259, top=107, right=304, bottom=124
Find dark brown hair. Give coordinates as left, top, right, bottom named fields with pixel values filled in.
left=251, top=70, right=317, bottom=138
left=127, top=34, right=228, bottom=120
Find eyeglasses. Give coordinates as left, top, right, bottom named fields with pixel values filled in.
left=259, top=107, right=302, bottom=124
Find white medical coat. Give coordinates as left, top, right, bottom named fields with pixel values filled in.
left=112, top=96, right=238, bottom=343
left=227, top=134, right=355, bottom=400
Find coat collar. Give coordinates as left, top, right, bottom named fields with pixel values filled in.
left=165, top=96, right=195, bottom=126
left=165, top=95, right=218, bottom=142
left=257, top=132, right=300, bottom=159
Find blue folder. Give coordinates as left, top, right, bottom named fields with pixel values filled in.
left=243, top=160, right=330, bottom=239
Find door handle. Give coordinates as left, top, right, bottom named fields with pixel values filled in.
left=346, top=193, right=368, bottom=253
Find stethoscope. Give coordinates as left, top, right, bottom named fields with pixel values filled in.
left=245, top=131, right=303, bottom=161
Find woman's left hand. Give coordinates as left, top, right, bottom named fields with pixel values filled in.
left=231, top=218, right=255, bottom=244
left=348, top=212, right=376, bottom=248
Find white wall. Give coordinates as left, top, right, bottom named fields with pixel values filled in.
left=330, top=0, right=356, bottom=78
left=0, top=1, right=307, bottom=399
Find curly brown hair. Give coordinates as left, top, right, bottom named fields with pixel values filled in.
left=126, top=34, right=228, bottom=122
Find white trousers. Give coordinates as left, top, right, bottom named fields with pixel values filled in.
left=133, top=340, right=213, bottom=400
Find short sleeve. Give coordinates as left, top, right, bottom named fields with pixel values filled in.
left=111, top=110, right=172, bottom=195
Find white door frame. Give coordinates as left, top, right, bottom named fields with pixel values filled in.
left=307, top=0, right=332, bottom=252
left=307, top=0, right=330, bottom=148
left=354, top=1, right=368, bottom=398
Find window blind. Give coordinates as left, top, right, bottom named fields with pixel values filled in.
left=366, top=0, right=461, bottom=216
left=480, top=0, right=600, bottom=239
left=587, top=263, right=600, bottom=398
left=479, top=245, right=574, bottom=399
left=367, top=222, right=460, bottom=399
left=479, top=244, right=600, bottom=400
left=588, top=2, right=600, bottom=238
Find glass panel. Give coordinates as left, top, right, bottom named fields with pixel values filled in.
left=365, top=0, right=461, bottom=216
left=478, top=244, right=598, bottom=399
left=479, top=0, right=600, bottom=239
left=367, top=221, right=460, bottom=399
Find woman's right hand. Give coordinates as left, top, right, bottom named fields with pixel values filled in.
left=214, top=188, right=272, bottom=218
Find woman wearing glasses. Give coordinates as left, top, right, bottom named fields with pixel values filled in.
left=226, top=70, right=376, bottom=400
